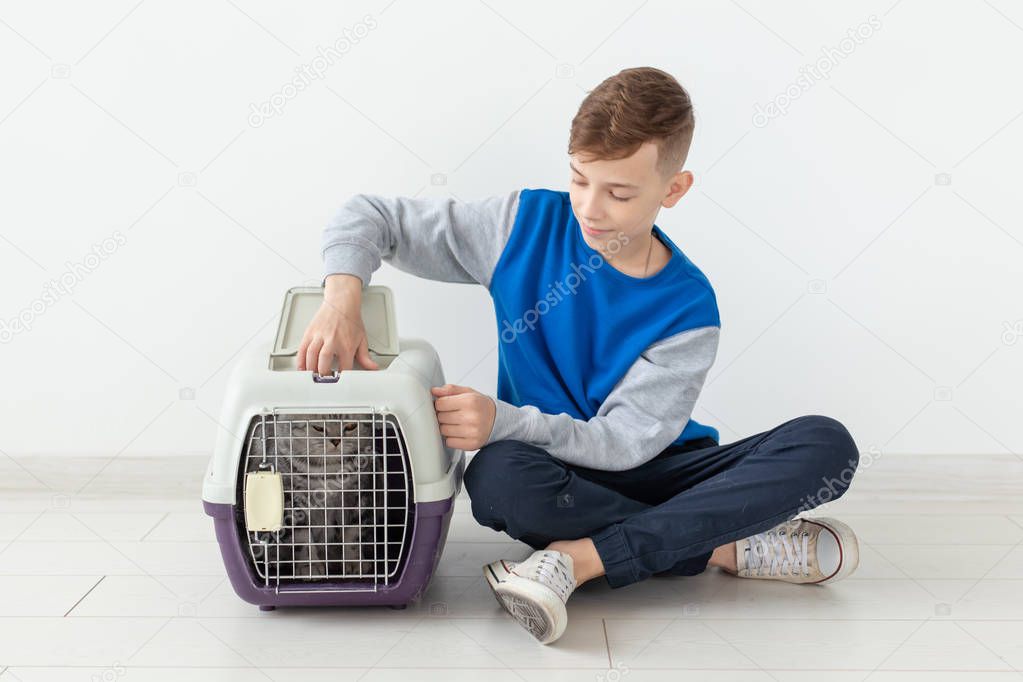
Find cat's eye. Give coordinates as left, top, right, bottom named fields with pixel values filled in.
left=343, top=423, right=358, bottom=432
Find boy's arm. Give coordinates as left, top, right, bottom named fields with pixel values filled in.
left=320, top=191, right=520, bottom=288
left=483, top=325, right=720, bottom=471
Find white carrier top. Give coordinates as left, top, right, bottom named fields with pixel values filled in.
left=201, top=285, right=463, bottom=506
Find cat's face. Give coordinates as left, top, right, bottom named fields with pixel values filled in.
left=270, top=421, right=336, bottom=458
left=324, top=418, right=378, bottom=456
left=268, top=416, right=376, bottom=458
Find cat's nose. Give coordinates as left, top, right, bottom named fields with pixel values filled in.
left=328, top=438, right=341, bottom=447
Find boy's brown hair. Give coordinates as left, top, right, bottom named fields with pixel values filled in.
left=568, top=66, right=695, bottom=178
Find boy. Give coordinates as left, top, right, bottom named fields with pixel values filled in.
left=299, top=66, right=861, bottom=645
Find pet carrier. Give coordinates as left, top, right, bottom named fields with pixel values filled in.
left=202, top=285, right=464, bottom=610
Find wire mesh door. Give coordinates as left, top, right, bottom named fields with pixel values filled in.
left=239, top=410, right=413, bottom=590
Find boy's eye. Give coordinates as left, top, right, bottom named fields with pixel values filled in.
left=572, top=176, right=632, bottom=201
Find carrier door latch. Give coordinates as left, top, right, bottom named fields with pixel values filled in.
left=244, top=470, right=284, bottom=532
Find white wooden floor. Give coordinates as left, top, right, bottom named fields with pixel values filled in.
left=1, top=453, right=1021, bottom=681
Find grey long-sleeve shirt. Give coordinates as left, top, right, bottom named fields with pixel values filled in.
left=320, top=190, right=721, bottom=471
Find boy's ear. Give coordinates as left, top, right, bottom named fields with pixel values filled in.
left=662, top=170, right=694, bottom=208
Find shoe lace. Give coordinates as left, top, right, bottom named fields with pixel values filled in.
left=746, top=527, right=811, bottom=577
left=515, top=551, right=576, bottom=599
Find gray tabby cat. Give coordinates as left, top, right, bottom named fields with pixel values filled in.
left=247, top=413, right=386, bottom=579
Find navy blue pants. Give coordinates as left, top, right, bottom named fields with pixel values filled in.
left=463, top=414, right=860, bottom=588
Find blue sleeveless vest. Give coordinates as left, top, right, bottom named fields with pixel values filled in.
left=487, top=188, right=721, bottom=447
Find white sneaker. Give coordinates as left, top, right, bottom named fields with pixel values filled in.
left=483, top=549, right=577, bottom=644
left=734, top=516, right=859, bottom=584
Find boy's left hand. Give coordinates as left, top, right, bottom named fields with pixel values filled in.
left=431, top=383, right=496, bottom=451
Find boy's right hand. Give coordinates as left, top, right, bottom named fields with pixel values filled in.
left=297, top=275, right=381, bottom=375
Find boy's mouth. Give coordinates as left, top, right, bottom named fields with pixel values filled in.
left=581, top=222, right=610, bottom=236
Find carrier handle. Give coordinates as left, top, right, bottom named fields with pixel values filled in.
left=310, top=352, right=378, bottom=381
left=312, top=370, right=340, bottom=383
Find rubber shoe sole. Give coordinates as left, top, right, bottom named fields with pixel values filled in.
left=813, top=517, right=860, bottom=584
left=484, top=559, right=567, bottom=644
left=484, top=559, right=514, bottom=610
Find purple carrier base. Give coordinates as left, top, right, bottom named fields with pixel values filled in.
left=203, top=496, right=456, bottom=611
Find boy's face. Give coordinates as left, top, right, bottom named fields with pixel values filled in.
left=569, top=141, right=693, bottom=249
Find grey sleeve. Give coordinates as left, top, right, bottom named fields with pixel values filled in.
left=483, top=325, right=721, bottom=471
left=320, top=191, right=521, bottom=288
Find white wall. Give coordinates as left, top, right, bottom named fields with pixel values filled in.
left=1, top=0, right=1020, bottom=458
